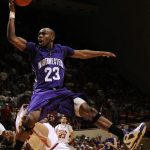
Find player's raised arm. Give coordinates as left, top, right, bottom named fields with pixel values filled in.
left=7, top=0, right=27, bottom=52
left=70, top=49, right=116, bottom=59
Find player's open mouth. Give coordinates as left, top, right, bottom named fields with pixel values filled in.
left=38, top=40, right=43, bottom=45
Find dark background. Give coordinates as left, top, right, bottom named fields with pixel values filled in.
left=1, top=0, right=150, bottom=95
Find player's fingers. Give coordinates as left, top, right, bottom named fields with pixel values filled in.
left=10, top=0, right=14, bottom=2
left=9, top=0, right=13, bottom=4
left=9, top=0, right=15, bottom=6
left=9, top=0, right=15, bottom=12
left=111, top=53, right=116, bottom=57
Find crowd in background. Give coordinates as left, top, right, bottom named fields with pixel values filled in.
left=71, top=134, right=146, bottom=150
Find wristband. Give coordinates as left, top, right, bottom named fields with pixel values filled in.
left=9, top=11, right=15, bottom=19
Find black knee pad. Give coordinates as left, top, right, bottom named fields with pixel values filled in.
left=92, top=112, right=102, bottom=123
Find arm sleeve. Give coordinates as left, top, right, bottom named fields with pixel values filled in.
left=62, top=46, right=75, bottom=57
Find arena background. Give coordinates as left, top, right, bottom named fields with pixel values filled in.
left=1, top=0, right=150, bottom=96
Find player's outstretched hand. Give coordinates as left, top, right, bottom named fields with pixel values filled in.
left=9, top=0, right=15, bottom=12
left=102, top=52, right=116, bottom=58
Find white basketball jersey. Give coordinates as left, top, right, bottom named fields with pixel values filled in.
left=55, top=124, right=73, bottom=144
left=44, top=123, right=58, bottom=150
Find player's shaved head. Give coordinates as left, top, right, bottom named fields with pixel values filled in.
left=46, top=28, right=55, bottom=36
left=39, top=28, right=55, bottom=38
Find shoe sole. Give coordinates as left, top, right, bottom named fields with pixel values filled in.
left=130, top=123, right=146, bottom=150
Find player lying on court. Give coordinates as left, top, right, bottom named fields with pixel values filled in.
left=7, top=0, right=146, bottom=150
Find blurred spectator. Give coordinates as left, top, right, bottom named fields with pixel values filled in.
left=0, top=72, right=8, bottom=81
left=1, top=103, right=12, bottom=130
left=106, top=99, right=119, bottom=125
left=104, top=133, right=117, bottom=150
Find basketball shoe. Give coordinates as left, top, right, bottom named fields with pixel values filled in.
left=123, top=122, right=146, bottom=150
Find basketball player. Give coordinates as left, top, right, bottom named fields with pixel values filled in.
left=7, top=0, right=146, bottom=150
left=55, top=115, right=75, bottom=150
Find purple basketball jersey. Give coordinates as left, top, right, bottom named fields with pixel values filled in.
left=25, top=42, right=82, bottom=120
left=26, top=42, right=74, bottom=92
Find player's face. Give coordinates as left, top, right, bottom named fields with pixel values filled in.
left=61, top=116, right=67, bottom=123
left=38, top=28, right=55, bottom=47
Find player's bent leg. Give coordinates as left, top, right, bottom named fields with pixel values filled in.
left=75, top=99, right=112, bottom=130
left=14, top=110, right=41, bottom=150
left=22, top=110, right=41, bottom=130
left=74, top=98, right=111, bottom=127
left=74, top=98, right=147, bottom=150
left=79, top=103, right=147, bottom=149
left=74, top=98, right=124, bottom=145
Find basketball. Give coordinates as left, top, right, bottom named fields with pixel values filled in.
left=15, top=0, right=32, bottom=6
